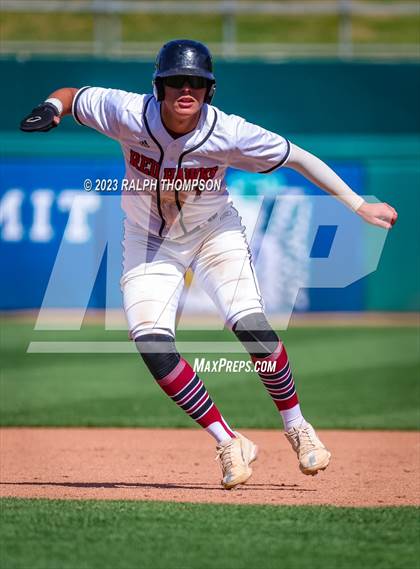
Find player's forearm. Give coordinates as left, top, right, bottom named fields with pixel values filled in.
left=46, top=87, right=79, bottom=116
left=285, top=143, right=365, bottom=212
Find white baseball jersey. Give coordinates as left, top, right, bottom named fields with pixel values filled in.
left=73, top=87, right=290, bottom=240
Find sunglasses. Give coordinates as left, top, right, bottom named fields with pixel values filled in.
left=163, top=75, right=208, bottom=89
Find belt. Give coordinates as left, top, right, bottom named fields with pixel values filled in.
left=184, top=212, right=219, bottom=236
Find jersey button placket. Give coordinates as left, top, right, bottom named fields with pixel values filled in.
left=167, top=141, right=178, bottom=163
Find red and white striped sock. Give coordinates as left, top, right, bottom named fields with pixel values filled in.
left=157, top=357, right=235, bottom=444
left=251, top=341, right=306, bottom=431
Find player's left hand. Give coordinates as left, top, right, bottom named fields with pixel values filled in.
left=20, top=103, right=61, bottom=132
left=356, top=202, right=398, bottom=229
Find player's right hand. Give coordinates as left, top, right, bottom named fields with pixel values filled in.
left=20, top=103, right=61, bottom=132
left=356, top=202, right=398, bottom=229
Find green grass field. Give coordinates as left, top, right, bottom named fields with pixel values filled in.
left=1, top=10, right=419, bottom=45
left=1, top=499, right=419, bottom=569
left=1, top=320, right=419, bottom=429
left=1, top=318, right=419, bottom=569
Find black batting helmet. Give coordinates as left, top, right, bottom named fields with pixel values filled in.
left=153, top=39, right=216, bottom=104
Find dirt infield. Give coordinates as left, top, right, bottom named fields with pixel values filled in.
left=1, top=428, right=418, bottom=507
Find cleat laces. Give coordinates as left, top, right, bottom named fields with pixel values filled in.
left=289, top=425, right=319, bottom=455
left=216, top=441, right=234, bottom=470
left=216, top=438, right=245, bottom=477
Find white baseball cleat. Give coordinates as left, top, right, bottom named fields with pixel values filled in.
left=216, top=432, right=258, bottom=489
left=285, top=422, right=331, bottom=476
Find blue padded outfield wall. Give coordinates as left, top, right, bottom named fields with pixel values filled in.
left=1, top=59, right=419, bottom=313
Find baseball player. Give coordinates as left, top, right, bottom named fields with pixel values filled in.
left=20, top=40, right=398, bottom=490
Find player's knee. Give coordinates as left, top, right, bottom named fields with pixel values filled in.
left=134, top=333, right=180, bottom=380
left=233, top=312, right=279, bottom=357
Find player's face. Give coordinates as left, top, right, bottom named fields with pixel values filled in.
left=162, top=76, right=207, bottom=118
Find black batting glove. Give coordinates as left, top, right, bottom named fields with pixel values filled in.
left=20, top=102, right=60, bottom=132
